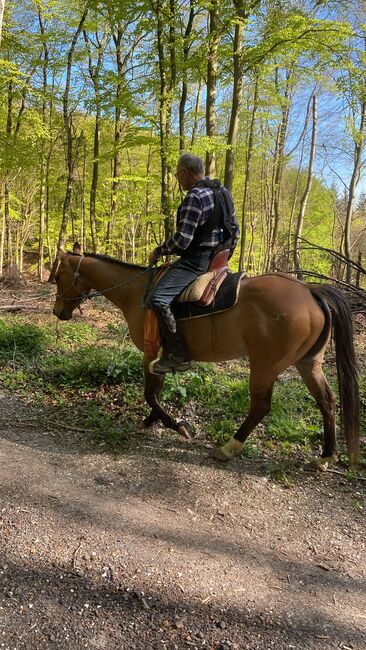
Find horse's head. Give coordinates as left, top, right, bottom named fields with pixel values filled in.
left=53, top=249, right=91, bottom=320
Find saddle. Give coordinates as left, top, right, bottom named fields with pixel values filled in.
left=177, top=249, right=230, bottom=306
left=143, top=250, right=242, bottom=357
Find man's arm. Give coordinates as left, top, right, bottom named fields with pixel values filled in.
left=153, top=192, right=202, bottom=257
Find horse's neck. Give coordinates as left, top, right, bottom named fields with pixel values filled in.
left=79, top=257, right=148, bottom=350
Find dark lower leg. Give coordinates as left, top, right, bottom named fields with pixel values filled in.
left=234, top=387, right=273, bottom=443
left=144, top=370, right=179, bottom=430
left=215, top=383, right=274, bottom=460
left=296, top=360, right=337, bottom=458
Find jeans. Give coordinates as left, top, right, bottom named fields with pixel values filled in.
left=147, top=250, right=213, bottom=309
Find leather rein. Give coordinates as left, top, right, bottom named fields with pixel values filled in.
left=56, top=255, right=154, bottom=303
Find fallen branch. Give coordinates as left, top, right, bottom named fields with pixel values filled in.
left=0, top=304, right=40, bottom=312
left=46, top=419, right=95, bottom=434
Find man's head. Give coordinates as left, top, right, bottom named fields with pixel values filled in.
left=176, top=153, right=205, bottom=191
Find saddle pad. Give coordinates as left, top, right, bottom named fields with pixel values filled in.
left=173, top=271, right=245, bottom=321
left=177, top=271, right=216, bottom=302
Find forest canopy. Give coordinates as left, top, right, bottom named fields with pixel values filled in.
left=0, top=0, right=365, bottom=284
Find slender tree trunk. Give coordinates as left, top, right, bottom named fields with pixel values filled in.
left=286, top=96, right=312, bottom=269
left=83, top=31, right=104, bottom=253
left=205, top=0, right=220, bottom=177
left=48, top=7, right=88, bottom=282
left=224, top=0, right=247, bottom=192
left=344, top=100, right=366, bottom=283
left=238, top=77, right=259, bottom=272
left=355, top=251, right=362, bottom=287
left=4, top=81, right=12, bottom=267
left=0, top=189, right=4, bottom=276
left=190, top=81, right=202, bottom=147
left=80, top=131, right=87, bottom=252
left=89, top=109, right=100, bottom=253
left=268, top=69, right=292, bottom=270
left=37, top=8, right=49, bottom=280
left=0, top=0, right=4, bottom=45
left=154, top=0, right=171, bottom=238
left=109, top=28, right=123, bottom=254
left=179, top=0, right=195, bottom=152
left=145, top=142, right=153, bottom=261
left=293, top=95, right=317, bottom=277
left=108, top=25, right=134, bottom=253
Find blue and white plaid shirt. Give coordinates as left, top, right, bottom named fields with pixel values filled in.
left=155, top=180, right=239, bottom=257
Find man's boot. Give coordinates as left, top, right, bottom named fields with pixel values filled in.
left=149, top=304, right=191, bottom=374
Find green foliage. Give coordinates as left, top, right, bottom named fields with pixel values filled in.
left=0, top=319, right=49, bottom=363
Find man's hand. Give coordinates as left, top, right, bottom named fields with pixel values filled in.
left=148, top=249, right=159, bottom=264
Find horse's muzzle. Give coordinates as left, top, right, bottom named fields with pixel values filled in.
left=53, top=306, right=72, bottom=320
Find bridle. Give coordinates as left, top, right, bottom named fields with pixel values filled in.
left=56, top=254, right=154, bottom=304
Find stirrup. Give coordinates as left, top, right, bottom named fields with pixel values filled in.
left=149, top=354, right=191, bottom=375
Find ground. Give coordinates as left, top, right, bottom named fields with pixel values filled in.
left=0, top=278, right=365, bottom=649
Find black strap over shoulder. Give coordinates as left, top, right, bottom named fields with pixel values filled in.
left=180, top=179, right=236, bottom=257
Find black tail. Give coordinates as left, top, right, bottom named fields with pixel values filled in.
left=311, top=285, right=360, bottom=463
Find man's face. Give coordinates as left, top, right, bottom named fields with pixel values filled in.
left=175, top=167, right=190, bottom=191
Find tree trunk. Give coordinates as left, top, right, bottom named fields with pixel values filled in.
left=268, top=69, right=292, bottom=270
left=190, top=81, right=202, bottom=147
left=155, top=0, right=171, bottom=239
left=286, top=95, right=312, bottom=270
left=108, top=25, right=134, bottom=254
left=224, top=0, right=247, bottom=192
left=4, top=81, right=12, bottom=267
left=344, top=100, right=366, bottom=284
left=80, top=131, right=87, bottom=252
left=238, top=77, right=259, bottom=272
left=48, top=7, right=88, bottom=282
left=179, top=0, right=195, bottom=152
left=0, top=189, right=4, bottom=276
left=108, top=28, right=123, bottom=254
left=0, top=0, right=5, bottom=45
left=37, top=8, right=48, bottom=280
left=83, top=31, right=104, bottom=253
left=293, top=95, right=317, bottom=277
left=205, top=0, right=220, bottom=177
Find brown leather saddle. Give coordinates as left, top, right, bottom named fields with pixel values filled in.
left=177, top=249, right=230, bottom=306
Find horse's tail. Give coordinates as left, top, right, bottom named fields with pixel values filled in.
left=310, top=284, right=360, bottom=463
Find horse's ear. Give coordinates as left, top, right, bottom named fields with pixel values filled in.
left=57, top=248, right=68, bottom=262
left=73, top=242, right=82, bottom=255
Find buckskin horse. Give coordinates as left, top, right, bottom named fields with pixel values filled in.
left=52, top=250, right=360, bottom=468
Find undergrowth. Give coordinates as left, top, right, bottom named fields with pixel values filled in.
left=0, top=316, right=365, bottom=469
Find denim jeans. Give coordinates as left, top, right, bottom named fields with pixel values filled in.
left=147, top=250, right=212, bottom=308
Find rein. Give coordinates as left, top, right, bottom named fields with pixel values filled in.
left=56, top=255, right=155, bottom=303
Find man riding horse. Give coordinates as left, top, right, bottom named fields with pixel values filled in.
left=148, top=153, right=240, bottom=374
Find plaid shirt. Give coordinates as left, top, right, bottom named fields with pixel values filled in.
left=155, top=181, right=239, bottom=257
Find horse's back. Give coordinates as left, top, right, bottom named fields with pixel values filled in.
left=183, top=272, right=326, bottom=365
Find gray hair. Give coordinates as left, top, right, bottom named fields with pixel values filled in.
left=177, top=153, right=204, bottom=175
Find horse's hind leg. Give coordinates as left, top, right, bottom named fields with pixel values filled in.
left=214, top=368, right=276, bottom=461
left=295, top=356, right=337, bottom=466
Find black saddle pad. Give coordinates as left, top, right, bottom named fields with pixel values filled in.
left=173, top=271, right=244, bottom=321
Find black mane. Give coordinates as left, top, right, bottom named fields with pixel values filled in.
left=68, top=252, right=146, bottom=271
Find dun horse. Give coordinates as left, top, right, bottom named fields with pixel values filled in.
left=53, top=250, right=360, bottom=468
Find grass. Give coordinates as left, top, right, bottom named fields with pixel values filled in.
left=0, top=314, right=365, bottom=469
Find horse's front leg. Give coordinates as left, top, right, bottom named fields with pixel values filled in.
left=143, top=365, right=191, bottom=439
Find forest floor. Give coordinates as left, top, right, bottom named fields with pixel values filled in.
left=0, top=279, right=365, bottom=650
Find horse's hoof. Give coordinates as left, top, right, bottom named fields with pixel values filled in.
left=213, top=447, right=230, bottom=462
left=177, top=420, right=192, bottom=440
left=143, top=415, right=158, bottom=428
left=214, top=438, right=244, bottom=461
left=306, top=455, right=338, bottom=472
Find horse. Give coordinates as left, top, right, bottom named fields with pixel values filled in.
left=52, top=249, right=360, bottom=468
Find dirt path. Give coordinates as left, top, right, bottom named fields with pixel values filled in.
left=0, top=389, right=365, bottom=650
